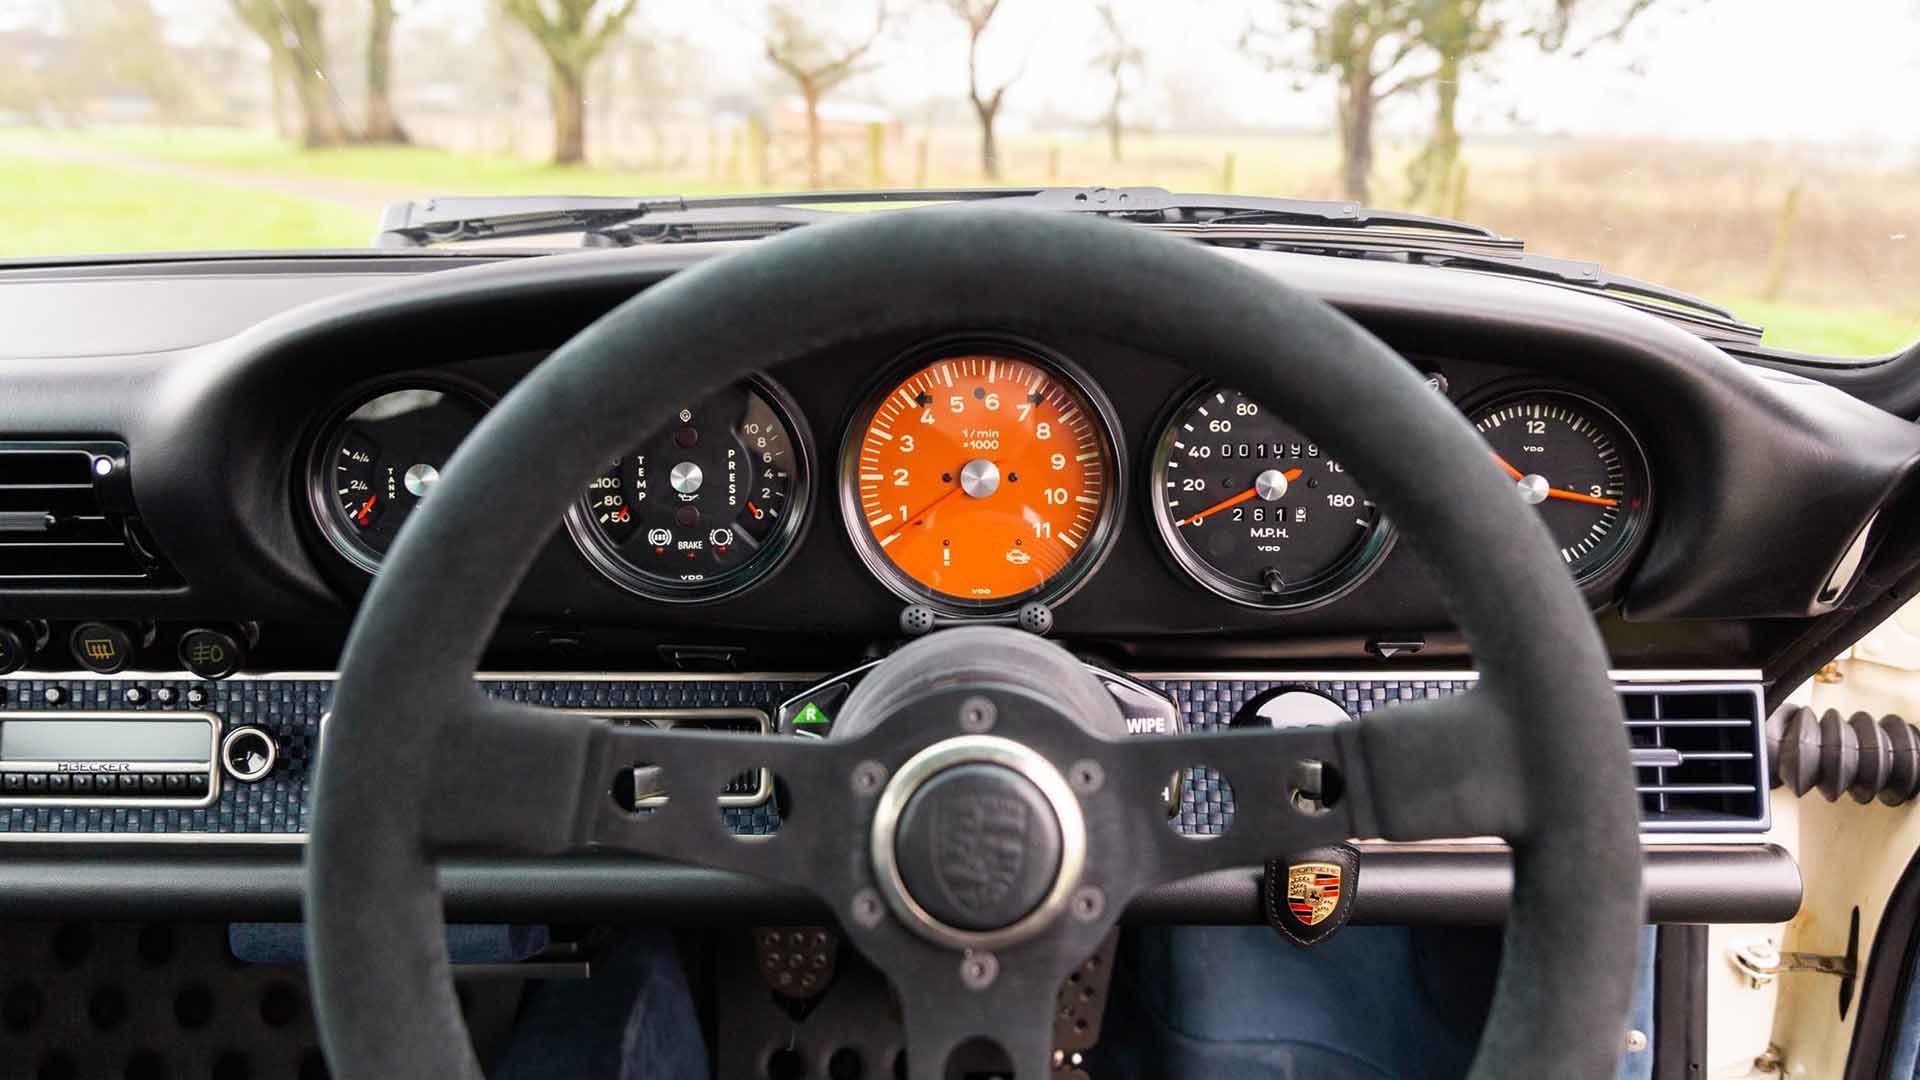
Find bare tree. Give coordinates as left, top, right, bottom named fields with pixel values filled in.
left=765, top=1, right=888, bottom=189
left=1243, top=0, right=1428, bottom=202
left=230, top=0, right=354, bottom=147
left=1090, top=1, right=1143, bottom=163
left=501, top=0, right=640, bottom=165
left=943, top=0, right=1021, bottom=179
left=364, top=0, right=409, bottom=143
left=1404, top=0, right=1658, bottom=212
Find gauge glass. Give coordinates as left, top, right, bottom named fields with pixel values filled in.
left=314, top=386, right=487, bottom=572
left=566, top=377, right=809, bottom=602
left=1150, top=385, right=1389, bottom=607
left=1470, top=390, right=1648, bottom=583
left=842, top=348, right=1121, bottom=612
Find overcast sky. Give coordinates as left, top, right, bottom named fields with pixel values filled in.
left=107, top=0, right=1920, bottom=147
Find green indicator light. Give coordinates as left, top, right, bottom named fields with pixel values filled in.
left=794, top=702, right=830, bottom=726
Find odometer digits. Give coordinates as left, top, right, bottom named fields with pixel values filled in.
left=842, top=348, right=1121, bottom=612
left=1150, top=385, right=1389, bottom=607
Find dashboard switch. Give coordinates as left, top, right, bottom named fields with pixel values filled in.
left=178, top=627, right=244, bottom=680
left=70, top=621, right=133, bottom=674
left=0, top=623, right=32, bottom=676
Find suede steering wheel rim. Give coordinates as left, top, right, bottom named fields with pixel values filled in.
left=307, top=208, right=1642, bottom=1079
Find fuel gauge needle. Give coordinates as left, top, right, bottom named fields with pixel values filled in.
left=1181, top=468, right=1303, bottom=527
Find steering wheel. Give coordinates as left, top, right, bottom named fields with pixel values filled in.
left=306, top=208, right=1642, bottom=1079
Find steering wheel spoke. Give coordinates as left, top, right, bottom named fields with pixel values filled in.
left=426, top=696, right=865, bottom=893
left=1117, top=725, right=1367, bottom=885
left=890, top=960, right=1068, bottom=1080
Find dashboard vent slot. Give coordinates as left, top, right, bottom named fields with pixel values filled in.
left=0, top=442, right=172, bottom=588
left=1624, top=685, right=1767, bottom=831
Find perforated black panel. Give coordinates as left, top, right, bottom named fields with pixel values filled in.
left=0, top=673, right=1763, bottom=837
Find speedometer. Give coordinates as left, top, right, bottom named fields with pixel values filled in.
left=1149, top=384, right=1391, bottom=607
left=841, top=344, right=1122, bottom=613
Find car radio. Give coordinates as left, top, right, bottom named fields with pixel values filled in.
left=0, top=711, right=220, bottom=807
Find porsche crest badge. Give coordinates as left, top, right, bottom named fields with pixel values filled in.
left=1265, top=843, right=1359, bottom=947
left=1285, top=862, right=1342, bottom=927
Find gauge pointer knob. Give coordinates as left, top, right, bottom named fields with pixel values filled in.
left=1181, top=467, right=1303, bottom=527
left=1489, top=451, right=1619, bottom=508
left=878, top=459, right=1004, bottom=546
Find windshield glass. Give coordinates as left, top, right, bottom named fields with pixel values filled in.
left=2, top=0, right=1915, bottom=356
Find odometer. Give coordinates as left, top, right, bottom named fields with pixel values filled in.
left=1470, top=390, right=1648, bottom=585
left=842, top=347, right=1122, bottom=613
left=565, top=376, right=809, bottom=602
left=1149, top=384, right=1390, bottom=607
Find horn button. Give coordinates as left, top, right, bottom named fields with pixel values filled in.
left=893, top=763, right=1064, bottom=932
left=870, top=733, right=1088, bottom=948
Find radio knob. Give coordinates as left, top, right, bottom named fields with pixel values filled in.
left=221, top=727, right=277, bottom=783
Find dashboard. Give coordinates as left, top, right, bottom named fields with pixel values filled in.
left=0, top=233, right=1912, bottom=932
left=1, top=240, right=1916, bottom=680
left=299, top=338, right=1653, bottom=627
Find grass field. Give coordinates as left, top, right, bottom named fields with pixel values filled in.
left=2, top=124, right=1914, bottom=357
left=0, top=149, right=368, bottom=253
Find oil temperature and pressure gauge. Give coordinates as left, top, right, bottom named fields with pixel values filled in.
left=565, top=376, right=810, bottom=602
left=1149, top=384, right=1391, bottom=608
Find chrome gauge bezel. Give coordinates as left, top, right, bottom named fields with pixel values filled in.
left=563, top=373, right=814, bottom=604
left=304, top=376, right=494, bottom=575
left=1146, top=380, right=1395, bottom=610
left=1463, top=385, right=1652, bottom=590
left=837, top=336, right=1127, bottom=618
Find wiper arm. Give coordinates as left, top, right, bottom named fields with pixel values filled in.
left=372, top=186, right=1512, bottom=249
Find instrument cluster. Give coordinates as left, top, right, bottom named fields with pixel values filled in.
left=304, top=339, right=1652, bottom=618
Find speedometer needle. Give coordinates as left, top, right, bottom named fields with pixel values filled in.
left=1488, top=451, right=1620, bottom=507
left=1181, top=468, right=1303, bottom=527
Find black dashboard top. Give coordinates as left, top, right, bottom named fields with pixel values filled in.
left=1, top=239, right=1915, bottom=685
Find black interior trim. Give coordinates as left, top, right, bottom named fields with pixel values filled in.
left=0, top=844, right=1798, bottom=926
left=1654, top=924, right=1710, bottom=1080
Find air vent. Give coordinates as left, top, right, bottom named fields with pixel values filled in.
left=0, top=442, right=172, bottom=588
left=1624, top=685, right=1768, bottom=831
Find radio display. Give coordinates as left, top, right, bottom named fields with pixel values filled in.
left=0, top=720, right=209, bottom=762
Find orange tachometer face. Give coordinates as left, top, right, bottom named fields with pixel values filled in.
left=845, top=351, right=1119, bottom=610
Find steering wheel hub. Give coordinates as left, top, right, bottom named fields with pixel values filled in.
left=871, top=734, right=1087, bottom=948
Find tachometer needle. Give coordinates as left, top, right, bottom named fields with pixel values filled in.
left=878, top=485, right=966, bottom=545
left=1490, top=452, right=1619, bottom=507
left=1181, top=468, right=1303, bottom=527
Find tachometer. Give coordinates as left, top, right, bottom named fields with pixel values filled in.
left=310, top=384, right=489, bottom=573
left=841, top=345, right=1122, bottom=613
left=565, top=376, right=810, bottom=602
left=1469, top=390, right=1648, bottom=584
left=1149, top=384, right=1390, bottom=607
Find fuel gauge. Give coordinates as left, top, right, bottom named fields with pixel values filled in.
left=310, top=385, right=489, bottom=573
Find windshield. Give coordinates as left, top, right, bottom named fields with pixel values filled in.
left=2, top=0, right=1915, bottom=356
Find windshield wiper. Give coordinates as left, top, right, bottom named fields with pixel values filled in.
left=371, top=186, right=1511, bottom=249
left=370, top=186, right=1755, bottom=341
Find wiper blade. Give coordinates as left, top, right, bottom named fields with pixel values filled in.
left=372, top=186, right=1512, bottom=249
left=1165, top=222, right=1759, bottom=340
